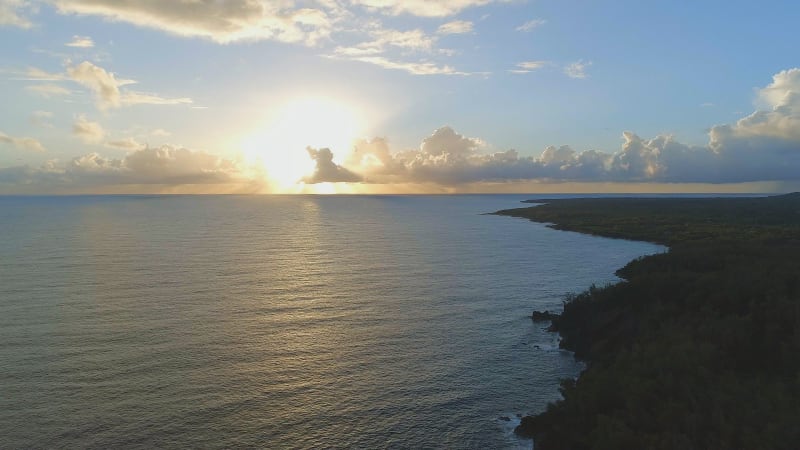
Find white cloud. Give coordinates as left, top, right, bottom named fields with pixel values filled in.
left=336, top=27, right=436, bottom=55
left=66, top=61, right=131, bottom=109
left=122, top=91, right=193, bottom=106
left=516, top=18, right=546, bottom=32
left=732, top=68, right=800, bottom=141
left=330, top=69, right=800, bottom=185
left=334, top=55, right=465, bottom=75
left=66, top=61, right=191, bottom=110
left=437, top=20, right=473, bottom=35
left=564, top=60, right=591, bottom=79
left=72, top=115, right=105, bottom=143
left=0, top=131, right=46, bottom=152
left=105, top=137, right=146, bottom=151
left=65, top=35, right=94, bottom=48
left=351, top=0, right=497, bottom=17
left=510, top=60, right=549, bottom=74
left=330, top=23, right=470, bottom=75
left=0, top=0, right=33, bottom=28
left=23, top=67, right=66, bottom=81
left=25, top=83, right=72, bottom=97
left=50, top=0, right=334, bottom=46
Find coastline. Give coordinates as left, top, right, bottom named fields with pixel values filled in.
left=492, top=193, right=800, bottom=449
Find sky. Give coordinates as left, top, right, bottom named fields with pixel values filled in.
left=1, top=0, right=800, bottom=194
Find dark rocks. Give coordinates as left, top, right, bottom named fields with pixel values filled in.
left=531, top=310, right=559, bottom=322
left=514, top=415, right=537, bottom=438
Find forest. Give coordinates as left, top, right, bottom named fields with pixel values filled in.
left=494, top=193, right=800, bottom=450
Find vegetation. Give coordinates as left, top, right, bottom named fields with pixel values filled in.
left=494, top=193, right=800, bottom=450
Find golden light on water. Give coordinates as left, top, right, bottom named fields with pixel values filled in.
left=241, top=97, right=365, bottom=192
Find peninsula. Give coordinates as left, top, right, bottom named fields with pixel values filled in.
left=494, top=193, right=800, bottom=449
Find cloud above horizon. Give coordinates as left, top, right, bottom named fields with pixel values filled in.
left=2, top=67, right=800, bottom=193
left=0, top=145, right=252, bottom=191
left=0, top=131, right=47, bottom=153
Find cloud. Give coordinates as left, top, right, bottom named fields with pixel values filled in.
left=564, top=60, right=591, bottom=79
left=66, top=61, right=191, bottom=109
left=0, top=0, right=33, bottom=28
left=334, top=55, right=465, bottom=75
left=25, top=83, right=72, bottom=97
left=335, top=27, right=435, bottom=56
left=6, top=66, right=800, bottom=191
left=437, top=20, right=473, bottom=35
left=22, top=67, right=66, bottom=81
left=516, top=18, right=546, bottom=32
left=30, top=110, right=54, bottom=128
left=420, top=125, right=483, bottom=156
left=0, top=145, right=249, bottom=192
left=330, top=23, right=470, bottom=75
left=72, top=115, right=105, bottom=143
left=66, top=61, right=131, bottom=108
left=151, top=128, right=171, bottom=137
left=351, top=0, right=497, bottom=17
left=304, top=147, right=362, bottom=183
left=0, top=131, right=46, bottom=152
left=105, top=137, right=146, bottom=151
left=50, top=0, right=334, bottom=46
left=510, top=60, right=549, bottom=74
left=329, top=70, right=800, bottom=185
left=65, top=35, right=94, bottom=48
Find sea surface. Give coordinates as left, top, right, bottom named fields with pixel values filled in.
left=0, top=195, right=664, bottom=449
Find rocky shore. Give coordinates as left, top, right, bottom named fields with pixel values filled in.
left=494, top=194, right=800, bottom=449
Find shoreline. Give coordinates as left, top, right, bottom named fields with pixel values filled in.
left=492, top=193, right=800, bottom=449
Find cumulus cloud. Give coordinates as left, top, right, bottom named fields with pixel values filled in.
left=5, top=66, right=800, bottom=191
left=0, top=0, right=33, bottom=28
left=437, top=20, right=473, bottom=35
left=516, top=18, right=546, bottom=32
left=72, top=115, right=105, bottom=143
left=65, top=35, right=94, bottom=48
left=327, top=70, right=800, bottom=186
left=0, top=145, right=248, bottom=191
left=0, top=131, right=46, bottom=152
left=564, top=60, right=591, bottom=79
left=304, top=147, right=362, bottom=183
left=50, top=0, right=333, bottom=46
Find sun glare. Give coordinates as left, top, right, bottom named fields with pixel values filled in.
left=242, top=97, right=364, bottom=191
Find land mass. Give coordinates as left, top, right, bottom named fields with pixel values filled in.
left=494, top=193, right=800, bottom=450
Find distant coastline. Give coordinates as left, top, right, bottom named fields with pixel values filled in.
left=493, top=193, right=800, bottom=449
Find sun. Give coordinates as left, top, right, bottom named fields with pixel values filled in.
left=242, top=97, right=364, bottom=191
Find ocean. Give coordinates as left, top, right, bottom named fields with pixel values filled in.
left=0, top=195, right=664, bottom=449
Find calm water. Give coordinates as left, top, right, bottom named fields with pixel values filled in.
left=0, top=195, right=663, bottom=449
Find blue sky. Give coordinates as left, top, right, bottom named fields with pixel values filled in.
left=1, top=0, right=799, bottom=193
